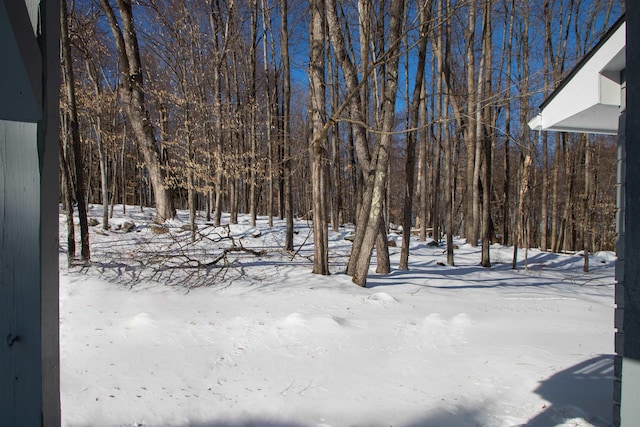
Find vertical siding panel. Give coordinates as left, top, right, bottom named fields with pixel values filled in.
left=0, top=1, right=60, bottom=425
left=0, top=121, right=42, bottom=426
left=39, top=1, right=61, bottom=424
left=614, top=110, right=626, bottom=426
left=622, top=3, right=640, bottom=423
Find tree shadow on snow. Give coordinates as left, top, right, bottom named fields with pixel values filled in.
left=526, top=354, right=614, bottom=427
left=366, top=266, right=562, bottom=290
left=180, top=408, right=487, bottom=427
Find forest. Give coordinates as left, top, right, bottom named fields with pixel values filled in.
left=60, top=0, right=624, bottom=287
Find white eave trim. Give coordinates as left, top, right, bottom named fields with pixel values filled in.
left=530, top=18, right=625, bottom=135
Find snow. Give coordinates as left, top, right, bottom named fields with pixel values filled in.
left=60, top=206, right=616, bottom=427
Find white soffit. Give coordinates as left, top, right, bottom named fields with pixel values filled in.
left=529, top=18, right=625, bottom=135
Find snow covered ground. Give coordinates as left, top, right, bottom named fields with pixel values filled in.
left=60, top=206, right=616, bottom=427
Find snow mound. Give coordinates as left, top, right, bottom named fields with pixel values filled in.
left=277, top=313, right=349, bottom=331
left=593, top=251, right=617, bottom=264
left=422, top=313, right=447, bottom=329
left=421, top=313, right=473, bottom=348
left=366, top=292, right=398, bottom=304
left=109, top=217, right=136, bottom=232
left=124, top=313, right=155, bottom=330
left=277, top=312, right=308, bottom=329
left=548, top=405, right=609, bottom=427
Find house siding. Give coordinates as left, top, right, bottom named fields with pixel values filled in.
left=0, top=1, right=60, bottom=425
left=614, top=110, right=625, bottom=427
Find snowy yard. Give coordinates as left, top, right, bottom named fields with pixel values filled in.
left=60, top=206, right=615, bottom=427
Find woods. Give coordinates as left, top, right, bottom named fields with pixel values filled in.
left=61, top=0, right=622, bottom=285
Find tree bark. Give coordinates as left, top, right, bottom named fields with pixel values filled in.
left=309, top=0, right=330, bottom=275
left=480, top=0, right=492, bottom=268
left=325, top=0, right=374, bottom=277
left=350, top=0, right=404, bottom=287
left=85, top=59, right=109, bottom=231
left=513, top=154, right=532, bottom=269
left=281, top=0, right=294, bottom=251
left=59, top=119, right=76, bottom=266
left=400, top=0, right=430, bottom=271
left=249, top=0, right=259, bottom=227
left=583, top=136, right=591, bottom=272
left=61, top=0, right=90, bottom=261
left=100, top=0, right=175, bottom=222
left=464, top=0, right=478, bottom=246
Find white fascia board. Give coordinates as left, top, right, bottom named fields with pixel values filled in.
left=531, top=104, right=620, bottom=135
left=534, top=22, right=625, bottom=135
left=528, top=115, right=543, bottom=131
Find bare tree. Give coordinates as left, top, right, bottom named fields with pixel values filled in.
left=61, top=0, right=90, bottom=261
left=281, top=0, right=294, bottom=251
left=400, top=0, right=430, bottom=270
left=349, top=0, right=405, bottom=286
left=99, top=0, right=176, bottom=222
left=480, top=0, right=493, bottom=268
left=309, top=0, right=330, bottom=275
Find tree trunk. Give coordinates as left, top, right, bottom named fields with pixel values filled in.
left=551, top=133, right=561, bottom=252
left=583, top=136, right=591, bottom=272
left=350, top=0, right=405, bottom=287
left=261, top=0, right=275, bottom=228
left=61, top=0, right=90, bottom=261
left=210, top=2, right=225, bottom=226
left=309, top=0, right=329, bottom=275
left=100, top=0, right=175, bottom=222
left=419, top=78, right=429, bottom=242
left=249, top=0, right=259, bottom=226
left=464, top=0, right=478, bottom=246
left=59, top=123, right=76, bottom=266
left=329, top=46, right=342, bottom=233
left=500, top=0, right=515, bottom=247
left=513, top=154, right=532, bottom=269
left=281, top=0, right=294, bottom=251
left=325, top=0, right=374, bottom=277
left=400, top=0, right=429, bottom=270
left=85, top=59, right=109, bottom=231
left=480, top=0, right=492, bottom=267
left=431, top=0, right=455, bottom=266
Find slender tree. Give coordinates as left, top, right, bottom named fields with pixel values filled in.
left=61, top=0, right=90, bottom=261
left=99, top=0, right=176, bottom=222
left=480, top=0, right=493, bottom=267
left=281, top=0, right=294, bottom=251
left=309, top=0, right=330, bottom=275
left=400, top=0, right=430, bottom=270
